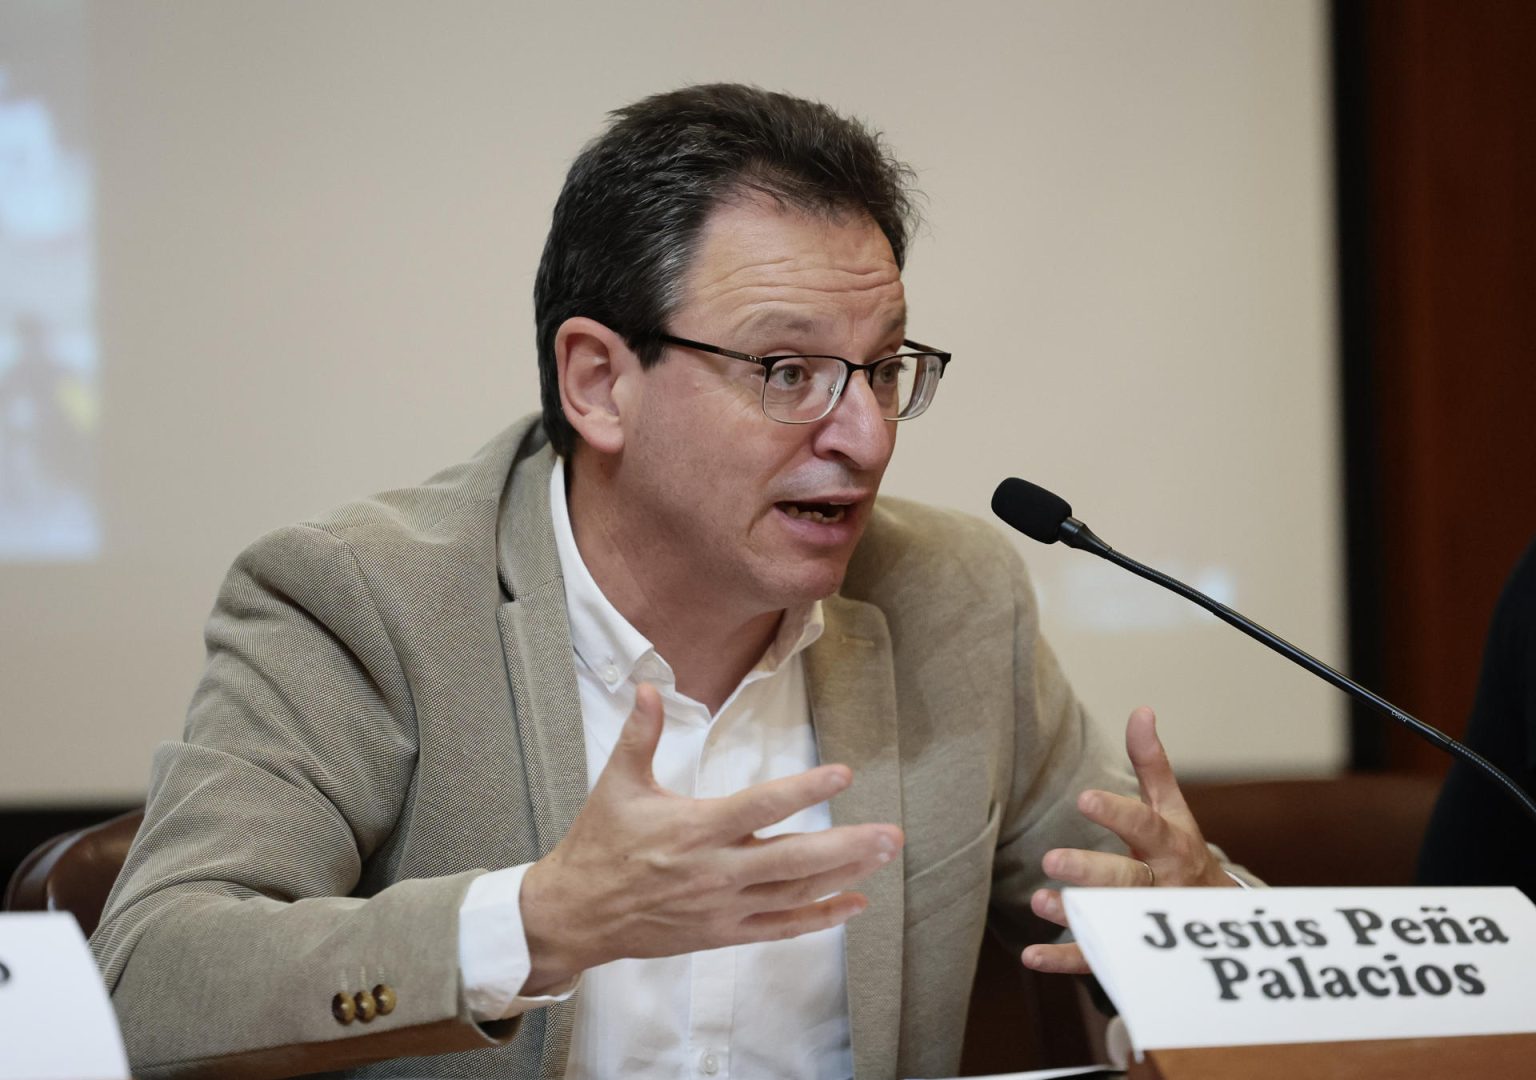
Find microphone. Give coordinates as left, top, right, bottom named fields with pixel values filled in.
left=991, top=476, right=1536, bottom=827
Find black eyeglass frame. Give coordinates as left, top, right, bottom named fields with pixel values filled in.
left=656, top=333, right=953, bottom=424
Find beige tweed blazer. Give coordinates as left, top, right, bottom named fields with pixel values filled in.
left=91, top=415, right=1137, bottom=1079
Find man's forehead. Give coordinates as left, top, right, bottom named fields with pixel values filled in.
left=677, top=198, right=906, bottom=337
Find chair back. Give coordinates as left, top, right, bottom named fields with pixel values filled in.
left=1182, top=773, right=1441, bottom=886
left=3, top=808, right=145, bottom=936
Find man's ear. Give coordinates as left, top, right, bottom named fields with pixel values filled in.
left=555, top=317, right=633, bottom=455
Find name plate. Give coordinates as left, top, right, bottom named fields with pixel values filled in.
left=0, top=912, right=129, bottom=1080
left=1062, top=886, right=1536, bottom=1053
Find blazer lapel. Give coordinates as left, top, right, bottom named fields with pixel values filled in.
left=495, top=447, right=586, bottom=1079
left=806, top=594, right=905, bottom=1080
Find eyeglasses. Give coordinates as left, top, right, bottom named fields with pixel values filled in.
left=657, top=334, right=952, bottom=424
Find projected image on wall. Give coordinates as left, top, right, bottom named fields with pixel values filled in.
left=0, top=3, right=97, bottom=561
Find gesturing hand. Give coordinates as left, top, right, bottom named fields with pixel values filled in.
left=1022, top=706, right=1235, bottom=976
left=518, top=684, right=903, bottom=994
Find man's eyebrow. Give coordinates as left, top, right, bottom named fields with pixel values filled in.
left=736, top=311, right=823, bottom=339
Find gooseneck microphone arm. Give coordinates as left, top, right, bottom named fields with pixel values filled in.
left=992, top=477, right=1536, bottom=828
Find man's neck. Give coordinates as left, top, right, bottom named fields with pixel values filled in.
left=564, top=459, right=785, bottom=714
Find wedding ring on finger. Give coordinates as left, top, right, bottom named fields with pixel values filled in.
left=1140, top=860, right=1155, bottom=887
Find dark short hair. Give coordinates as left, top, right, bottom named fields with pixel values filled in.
left=533, top=83, right=920, bottom=456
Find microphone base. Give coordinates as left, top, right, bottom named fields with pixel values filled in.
left=1059, top=517, right=1112, bottom=558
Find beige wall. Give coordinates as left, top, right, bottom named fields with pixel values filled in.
left=0, top=0, right=1341, bottom=803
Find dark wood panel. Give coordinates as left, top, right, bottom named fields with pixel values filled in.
left=1342, top=0, right=1536, bottom=772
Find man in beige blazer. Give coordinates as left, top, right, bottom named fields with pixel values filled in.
left=93, top=85, right=1240, bottom=1079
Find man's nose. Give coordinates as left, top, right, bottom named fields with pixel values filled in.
left=812, top=370, right=894, bottom=468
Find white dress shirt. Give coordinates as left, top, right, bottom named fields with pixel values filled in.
left=456, top=463, right=852, bottom=1079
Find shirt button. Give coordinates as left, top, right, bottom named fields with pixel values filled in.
left=698, top=1050, right=720, bottom=1076
left=601, top=664, right=619, bottom=684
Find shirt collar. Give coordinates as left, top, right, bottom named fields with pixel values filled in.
left=548, top=462, right=824, bottom=694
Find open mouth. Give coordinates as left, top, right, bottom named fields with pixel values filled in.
left=779, top=501, right=850, bottom=524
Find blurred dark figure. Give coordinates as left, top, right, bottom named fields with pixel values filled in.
left=1417, top=537, right=1536, bottom=902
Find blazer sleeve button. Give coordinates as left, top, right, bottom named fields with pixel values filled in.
left=332, top=992, right=356, bottom=1025
left=354, top=988, right=378, bottom=1023
left=373, top=984, right=397, bottom=1016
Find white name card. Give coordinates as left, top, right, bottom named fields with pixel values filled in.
left=0, top=912, right=129, bottom=1080
left=1063, top=886, right=1536, bottom=1054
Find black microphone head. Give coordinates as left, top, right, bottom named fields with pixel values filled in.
left=991, top=477, right=1072, bottom=545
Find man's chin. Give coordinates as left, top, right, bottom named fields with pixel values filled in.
left=750, top=519, right=868, bottom=607
left=771, top=557, right=853, bottom=607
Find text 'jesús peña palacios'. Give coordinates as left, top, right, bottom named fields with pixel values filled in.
left=1140, top=906, right=1508, bottom=1002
